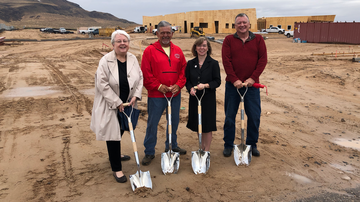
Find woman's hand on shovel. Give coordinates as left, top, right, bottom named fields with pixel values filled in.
left=118, top=103, right=125, bottom=112
left=128, top=97, right=137, bottom=107
left=190, top=87, right=196, bottom=96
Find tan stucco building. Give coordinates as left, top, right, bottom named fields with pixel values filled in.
left=143, top=8, right=257, bottom=34
left=257, top=15, right=335, bottom=31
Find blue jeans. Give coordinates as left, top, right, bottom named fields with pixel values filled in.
left=223, top=82, right=261, bottom=149
left=143, top=94, right=181, bottom=155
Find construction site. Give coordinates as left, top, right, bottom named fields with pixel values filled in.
left=0, top=27, right=360, bottom=201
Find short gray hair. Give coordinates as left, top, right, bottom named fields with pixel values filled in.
left=157, top=21, right=172, bottom=32
left=235, top=13, right=250, bottom=22
left=111, top=30, right=130, bottom=45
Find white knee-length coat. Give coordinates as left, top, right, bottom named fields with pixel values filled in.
left=90, top=50, right=143, bottom=141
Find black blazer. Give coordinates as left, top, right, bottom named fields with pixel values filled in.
left=185, top=55, right=221, bottom=93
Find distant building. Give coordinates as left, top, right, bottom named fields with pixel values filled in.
left=143, top=8, right=258, bottom=34
left=257, top=15, right=335, bottom=31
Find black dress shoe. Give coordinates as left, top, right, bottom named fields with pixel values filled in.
left=113, top=172, right=127, bottom=183
left=121, top=155, right=131, bottom=161
left=223, top=147, right=232, bottom=157
left=252, top=147, right=260, bottom=157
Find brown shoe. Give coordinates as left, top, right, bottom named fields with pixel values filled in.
left=141, top=155, right=155, bottom=166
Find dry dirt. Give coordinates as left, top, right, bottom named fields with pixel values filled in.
left=1, top=30, right=360, bottom=202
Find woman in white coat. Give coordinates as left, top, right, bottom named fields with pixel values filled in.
left=90, top=30, right=143, bottom=183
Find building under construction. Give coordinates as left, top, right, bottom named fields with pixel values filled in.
left=143, top=8, right=258, bottom=34
left=257, top=15, right=335, bottom=32
left=143, top=9, right=335, bottom=34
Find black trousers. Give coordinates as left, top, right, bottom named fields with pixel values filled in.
left=106, top=130, right=125, bottom=172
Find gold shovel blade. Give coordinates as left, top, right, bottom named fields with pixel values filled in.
left=234, top=144, right=252, bottom=166
left=161, top=150, right=180, bottom=175
left=129, top=170, right=152, bottom=192
left=191, top=150, right=210, bottom=174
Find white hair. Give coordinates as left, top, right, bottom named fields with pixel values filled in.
left=111, top=30, right=130, bottom=45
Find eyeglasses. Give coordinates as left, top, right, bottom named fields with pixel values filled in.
left=115, top=40, right=129, bottom=44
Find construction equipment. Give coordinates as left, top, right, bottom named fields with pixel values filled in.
left=190, top=27, right=205, bottom=38
left=191, top=87, right=210, bottom=174
left=234, top=86, right=252, bottom=166
left=122, top=103, right=152, bottom=191
left=161, top=93, right=180, bottom=174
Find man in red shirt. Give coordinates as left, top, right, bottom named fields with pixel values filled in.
left=222, top=13, right=267, bottom=157
left=141, top=21, right=187, bottom=166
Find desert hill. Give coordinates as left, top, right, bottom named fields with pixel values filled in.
left=0, top=0, right=138, bottom=29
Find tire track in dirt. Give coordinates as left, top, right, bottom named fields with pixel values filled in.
left=40, top=57, right=94, bottom=115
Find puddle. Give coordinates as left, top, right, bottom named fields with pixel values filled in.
left=1, top=86, right=61, bottom=98
left=79, top=88, right=95, bottom=96
left=286, top=172, right=313, bottom=184
left=333, top=138, right=360, bottom=151
left=330, top=164, right=355, bottom=174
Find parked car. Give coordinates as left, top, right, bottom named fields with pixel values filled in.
left=152, top=28, right=157, bottom=35
left=59, top=27, right=66, bottom=33
left=261, top=27, right=285, bottom=34
left=284, top=30, right=294, bottom=38
left=52, top=27, right=74, bottom=34
left=40, top=28, right=54, bottom=33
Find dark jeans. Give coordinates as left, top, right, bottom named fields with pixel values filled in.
left=106, top=130, right=124, bottom=172
left=223, top=81, right=261, bottom=149
left=143, top=94, right=181, bottom=155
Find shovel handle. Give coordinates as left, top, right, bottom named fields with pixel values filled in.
left=198, top=105, right=202, bottom=134
left=122, top=103, right=130, bottom=107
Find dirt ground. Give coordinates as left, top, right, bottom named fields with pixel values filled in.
left=1, top=29, right=360, bottom=202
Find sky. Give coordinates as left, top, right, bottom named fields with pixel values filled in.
left=68, top=0, right=360, bottom=24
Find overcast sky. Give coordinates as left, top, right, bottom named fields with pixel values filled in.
left=68, top=0, right=359, bottom=24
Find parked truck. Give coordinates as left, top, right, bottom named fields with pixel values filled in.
left=133, top=26, right=146, bottom=33
left=79, top=27, right=96, bottom=34
left=261, top=27, right=285, bottom=34
left=284, top=30, right=294, bottom=38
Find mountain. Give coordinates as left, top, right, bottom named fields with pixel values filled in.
left=0, top=0, right=138, bottom=29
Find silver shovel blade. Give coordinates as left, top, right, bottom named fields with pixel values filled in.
left=161, top=150, right=180, bottom=174
left=234, top=144, right=252, bottom=166
left=129, top=170, right=152, bottom=192
left=191, top=150, right=210, bottom=174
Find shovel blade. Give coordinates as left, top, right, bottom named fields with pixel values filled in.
left=191, top=150, right=210, bottom=174
left=129, top=170, right=152, bottom=192
left=234, top=144, right=252, bottom=166
left=161, top=151, right=180, bottom=175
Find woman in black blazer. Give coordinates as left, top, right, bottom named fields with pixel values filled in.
left=185, top=37, right=221, bottom=151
